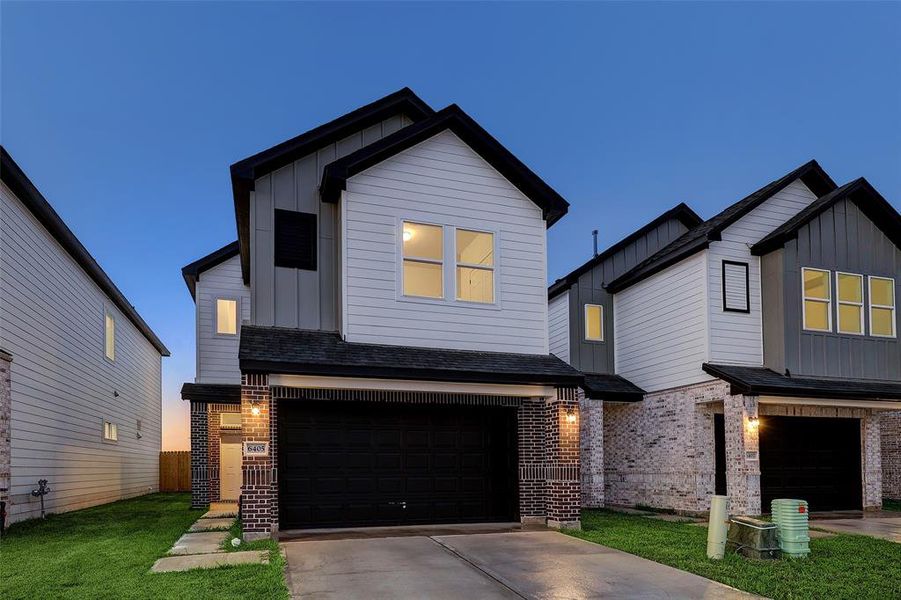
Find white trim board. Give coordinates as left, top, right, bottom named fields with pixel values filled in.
left=758, top=395, right=901, bottom=410
left=268, top=374, right=555, bottom=398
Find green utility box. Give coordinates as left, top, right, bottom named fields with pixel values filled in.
left=726, top=516, right=781, bottom=560
left=771, top=499, right=811, bottom=558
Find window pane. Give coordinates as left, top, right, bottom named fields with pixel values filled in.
left=803, top=269, right=829, bottom=299
left=404, top=260, right=443, bottom=298
left=871, top=278, right=894, bottom=306
left=872, top=307, right=895, bottom=336
left=402, top=222, right=443, bottom=260
left=217, top=299, right=238, bottom=335
left=838, top=304, right=862, bottom=334
left=585, top=305, right=603, bottom=341
left=456, top=230, right=494, bottom=266
left=456, top=267, right=494, bottom=303
left=804, top=300, right=829, bottom=330
left=105, top=313, right=115, bottom=360
left=837, top=274, right=862, bottom=303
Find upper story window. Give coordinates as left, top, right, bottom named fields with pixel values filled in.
left=216, top=298, right=238, bottom=335
left=104, top=310, right=116, bottom=361
left=456, top=229, right=495, bottom=303
left=802, top=268, right=831, bottom=332
left=584, top=304, right=603, bottom=341
left=402, top=222, right=444, bottom=298
left=103, top=420, right=118, bottom=442
left=722, top=261, right=750, bottom=313
left=869, top=276, right=896, bottom=337
left=274, top=209, right=317, bottom=270
left=836, top=272, right=864, bottom=335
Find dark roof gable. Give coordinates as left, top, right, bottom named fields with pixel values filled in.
left=751, top=177, right=901, bottom=256
left=181, top=241, right=240, bottom=300
left=1, top=146, right=169, bottom=356
left=319, top=104, right=570, bottom=227
left=605, top=160, right=837, bottom=293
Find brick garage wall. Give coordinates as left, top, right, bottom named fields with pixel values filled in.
left=580, top=395, right=604, bottom=508
left=882, top=411, right=901, bottom=500
left=241, top=374, right=273, bottom=540
left=0, top=350, right=11, bottom=530
left=207, top=403, right=241, bottom=503
left=190, top=401, right=209, bottom=508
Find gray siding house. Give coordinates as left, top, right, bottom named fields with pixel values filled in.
left=550, top=161, right=901, bottom=515
left=0, top=147, right=169, bottom=526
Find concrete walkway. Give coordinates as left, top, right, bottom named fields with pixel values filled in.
left=811, top=514, right=901, bottom=543
left=283, top=531, right=756, bottom=599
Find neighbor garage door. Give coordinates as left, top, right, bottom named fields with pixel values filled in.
left=759, top=416, right=862, bottom=512
left=278, top=400, right=518, bottom=529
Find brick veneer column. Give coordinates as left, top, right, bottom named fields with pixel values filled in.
left=0, top=350, right=11, bottom=532
left=241, top=374, right=274, bottom=540
left=723, top=393, right=761, bottom=515
left=517, top=397, right=546, bottom=524
left=190, top=401, right=209, bottom=508
left=580, top=391, right=604, bottom=508
left=862, top=412, right=882, bottom=510
left=882, top=411, right=901, bottom=500
left=546, top=387, right=581, bottom=529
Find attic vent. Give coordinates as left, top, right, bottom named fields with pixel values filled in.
left=722, top=260, right=750, bottom=313
left=274, top=209, right=317, bottom=271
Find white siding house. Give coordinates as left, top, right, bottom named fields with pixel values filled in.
left=0, top=149, right=167, bottom=525
left=194, top=255, right=250, bottom=384
left=548, top=292, right=570, bottom=362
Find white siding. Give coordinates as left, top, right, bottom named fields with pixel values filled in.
left=195, top=255, right=251, bottom=384
left=0, top=182, right=162, bottom=524
left=548, top=292, right=570, bottom=363
left=614, top=251, right=710, bottom=392
left=342, top=130, right=549, bottom=354
left=707, top=179, right=818, bottom=366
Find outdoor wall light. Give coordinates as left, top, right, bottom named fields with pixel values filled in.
left=747, top=416, right=760, bottom=431
left=250, top=400, right=261, bottom=417
left=566, top=408, right=577, bottom=424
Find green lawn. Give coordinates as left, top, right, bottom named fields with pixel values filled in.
left=0, top=493, right=288, bottom=600
left=883, top=498, right=901, bottom=512
left=567, top=510, right=901, bottom=600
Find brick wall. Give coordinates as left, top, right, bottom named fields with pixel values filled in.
left=545, top=387, right=581, bottom=527
left=190, top=401, right=209, bottom=508
left=883, top=411, right=901, bottom=500
left=580, top=395, right=604, bottom=507
left=241, top=374, right=274, bottom=540
left=517, top=397, right=546, bottom=520
left=0, top=350, right=11, bottom=531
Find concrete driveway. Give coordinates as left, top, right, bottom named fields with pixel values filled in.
left=811, top=513, right=901, bottom=542
left=282, top=530, right=754, bottom=599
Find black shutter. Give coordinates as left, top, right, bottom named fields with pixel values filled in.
left=274, top=209, right=317, bottom=271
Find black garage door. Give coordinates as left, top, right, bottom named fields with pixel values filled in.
left=759, top=416, right=862, bottom=512
left=278, top=400, right=518, bottom=529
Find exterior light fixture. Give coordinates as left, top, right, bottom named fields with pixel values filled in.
left=402, top=229, right=413, bottom=242
left=747, top=416, right=759, bottom=431
left=566, top=409, right=577, bottom=424
left=250, top=401, right=261, bottom=417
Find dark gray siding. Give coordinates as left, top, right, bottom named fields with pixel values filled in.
left=565, top=218, right=691, bottom=373
left=779, top=198, right=900, bottom=380
left=761, top=249, right=785, bottom=374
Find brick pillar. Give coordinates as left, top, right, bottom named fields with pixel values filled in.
left=882, top=411, right=901, bottom=500
left=241, top=374, right=275, bottom=540
left=546, top=387, right=581, bottom=529
left=862, top=412, right=882, bottom=511
left=723, top=393, right=761, bottom=515
left=579, top=391, right=604, bottom=508
left=190, top=401, right=209, bottom=508
left=0, top=350, right=11, bottom=533
left=518, top=397, right=546, bottom=524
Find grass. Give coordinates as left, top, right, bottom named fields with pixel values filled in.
left=0, top=493, right=288, bottom=600
left=883, top=498, right=901, bottom=512
left=567, top=509, right=901, bottom=600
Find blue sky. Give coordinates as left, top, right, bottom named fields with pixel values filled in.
left=2, top=2, right=899, bottom=449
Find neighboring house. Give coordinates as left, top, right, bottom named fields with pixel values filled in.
left=181, top=88, right=584, bottom=538
left=0, top=147, right=169, bottom=526
left=550, top=160, right=901, bottom=515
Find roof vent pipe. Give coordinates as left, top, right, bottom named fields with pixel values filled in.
left=592, top=230, right=599, bottom=257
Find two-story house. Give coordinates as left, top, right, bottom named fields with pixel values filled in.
left=550, top=160, right=901, bottom=515
left=181, top=89, right=584, bottom=539
left=1, top=147, right=169, bottom=526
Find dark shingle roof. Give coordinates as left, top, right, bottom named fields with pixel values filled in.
left=240, top=326, right=583, bottom=386
left=703, top=364, right=901, bottom=400
left=751, top=177, right=901, bottom=256
left=181, top=241, right=240, bottom=300
left=605, top=160, right=837, bottom=293
left=181, top=383, right=241, bottom=404
left=582, top=373, right=645, bottom=401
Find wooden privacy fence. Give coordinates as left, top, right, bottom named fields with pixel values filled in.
left=160, top=451, right=191, bottom=492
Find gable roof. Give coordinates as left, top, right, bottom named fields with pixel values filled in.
left=319, top=104, right=570, bottom=226
left=1, top=146, right=169, bottom=356
left=751, top=177, right=901, bottom=256
left=547, top=202, right=702, bottom=300
left=604, top=160, right=838, bottom=294
left=181, top=241, right=240, bottom=300
left=230, top=88, right=436, bottom=283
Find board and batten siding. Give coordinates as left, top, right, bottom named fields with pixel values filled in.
left=0, top=182, right=162, bottom=524
left=251, top=113, right=413, bottom=331
left=614, top=251, right=710, bottom=392
left=342, top=130, right=549, bottom=354
left=548, top=292, right=570, bottom=363
left=707, top=179, right=818, bottom=367
left=195, top=255, right=251, bottom=384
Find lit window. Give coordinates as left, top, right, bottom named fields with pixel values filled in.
left=802, top=268, right=831, bottom=332
left=216, top=299, right=238, bottom=335
left=456, top=229, right=494, bottom=303
left=836, top=272, right=864, bottom=335
left=869, top=276, right=896, bottom=337
left=402, top=222, right=443, bottom=298
left=104, top=311, right=115, bottom=361
left=584, top=304, right=603, bottom=341
left=103, top=421, right=118, bottom=441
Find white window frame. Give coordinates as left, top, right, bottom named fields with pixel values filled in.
left=868, top=275, right=897, bottom=338
left=104, top=309, right=116, bottom=362
left=584, top=304, right=604, bottom=342
left=835, top=271, right=865, bottom=336
left=102, top=420, right=118, bottom=442
left=801, top=267, right=832, bottom=332
left=454, top=227, right=496, bottom=305
left=214, top=297, right=240, bottom=337
left=400, top=220, right=445, bottom=300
